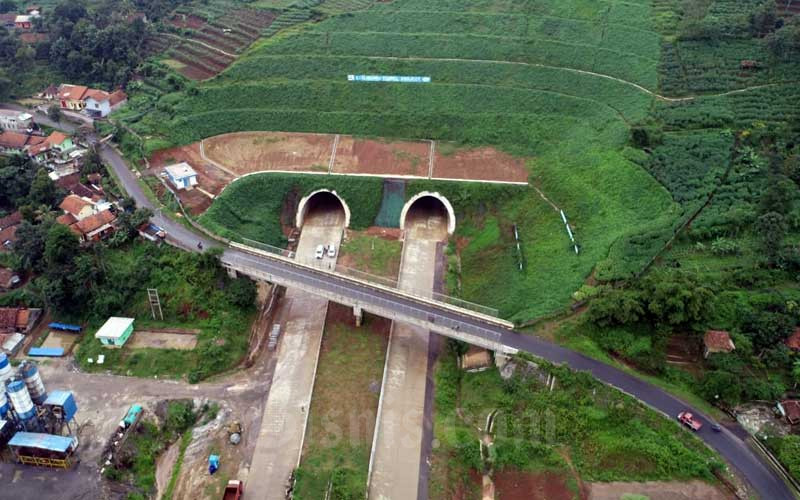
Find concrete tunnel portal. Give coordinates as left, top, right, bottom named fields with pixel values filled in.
left=295, top=189, right=351, bottom=228
left=400, top=191, right=456, bottom=235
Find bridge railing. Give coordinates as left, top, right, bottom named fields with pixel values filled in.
left=227, top=241, right=511, bottom=327
left=234, top=238, right=500, bottom=318
left=225, top=255, right=512, bottom=343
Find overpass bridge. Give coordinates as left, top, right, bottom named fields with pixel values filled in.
left=222, top=242, right=518, bottom=354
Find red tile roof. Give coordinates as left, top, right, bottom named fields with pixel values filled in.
left=0, top=225, right=18, bottom=246
left=57, top=84, right=88, bottom=101
left=56, top=213, right=77, bottom=226
left=704, top=330, right=735, bottom=353
left=0, top=212, right=22, bottom=230
left=72, top=209, right=115, bottom=236
left=109, top=90, right=127, bottom=106
left=781, top=400, right=800, bottom=424
left=0, top=308, right=18, bottom=331
left=786, top=328, right=800, bottom=351
left=83, top=89, right=109, bottom=102
left=48, top=131, right=69, bottom=146
left=55, top=173, right=80, bottom=190
left=0, top=131, right=34, bottom=149
left=59, top=194, right=92, bottom=217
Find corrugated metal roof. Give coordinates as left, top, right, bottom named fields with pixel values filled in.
left=28, top=347, right=64, bottom=357
left=9, top=432, right=74, bottom=452
left=44, top=390, right=71, bottom=406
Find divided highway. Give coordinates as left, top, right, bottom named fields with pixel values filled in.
left=97, top=139, right=794, bottom=500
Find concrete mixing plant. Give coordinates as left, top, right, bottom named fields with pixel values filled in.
left=0, top=354, right=81, bottom=469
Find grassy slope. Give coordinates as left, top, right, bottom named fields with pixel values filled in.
left=166, top=0, right=676, bottom=322
left=430, top=350, right=722, bottom=497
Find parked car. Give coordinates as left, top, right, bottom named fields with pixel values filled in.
left=327, top=243, right=336, bottom=258
left=315, top=244, right=324, bottom=259
left=677, top=411, right=702, bottom=431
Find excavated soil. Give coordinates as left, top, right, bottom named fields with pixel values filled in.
left=333, top=136, right=430, bottom=177
left=203, top=132, right=334, bottom=175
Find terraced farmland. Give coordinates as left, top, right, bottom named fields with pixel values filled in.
left=142, top=0, right=681, bottom=321
left=153, top=8, right=277, bottom=80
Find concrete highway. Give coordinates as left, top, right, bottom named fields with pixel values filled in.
left=88, top=128, right=795, bottom=499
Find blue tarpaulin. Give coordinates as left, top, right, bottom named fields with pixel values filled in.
left=28, top=347, right=64, bottom=357
left=9, top=432, right=75, bottom=452
left=48, top=323, right=81, bottom=332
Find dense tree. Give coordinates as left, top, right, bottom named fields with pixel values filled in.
left=755, top=211, right=787, bottom=265
left=44, top=223, right=79, bottom=270
left=0, top=155, right=36, bottom=209
left=13, top=220, right=50, bottom=271
left=27, top=168, right=61, bottom=208
left=46, top=105, right=62, bottom=123
left=225, top=277, right=257, bottom=308
left=641, top=271, right=714, bottom=327
left=0, top=0, right=16, bottom=14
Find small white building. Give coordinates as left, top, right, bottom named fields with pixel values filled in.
left=94, top=317, right=135, bottom=347
left=164, top=162, right=198, bottom=190
left=0, top=110, right=33, bottom=131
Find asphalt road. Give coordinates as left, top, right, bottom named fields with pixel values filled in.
left=89, top=128, right=794, bottom=499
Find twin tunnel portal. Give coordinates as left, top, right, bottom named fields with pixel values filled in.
left=244, top=188, right=476, bottom=500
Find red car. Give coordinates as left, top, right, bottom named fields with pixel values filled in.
left=223, top=480, right=243, bottom=500
left=678, top=411, right=702, bottom=431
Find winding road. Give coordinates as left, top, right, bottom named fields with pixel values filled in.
left=21, top=104, right=781, bottom=499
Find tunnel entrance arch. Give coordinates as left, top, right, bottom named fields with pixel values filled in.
left=295, top=189, right=351, bottom=228
left=399, top=191, right=456, bottom=235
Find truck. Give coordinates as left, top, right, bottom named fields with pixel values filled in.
left=677, top=411, right=702, bottom=431
left=223, top=480, right=244, bottom=500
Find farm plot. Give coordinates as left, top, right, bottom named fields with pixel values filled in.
left=153, top=9, right=276, bottom=80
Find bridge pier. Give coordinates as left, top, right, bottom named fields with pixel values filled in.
left=353, top=305, right=363, bottom=326
left=227, top=267, right=238, bottom=279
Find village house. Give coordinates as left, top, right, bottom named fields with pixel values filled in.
left=0, top=307, right=40, bottom=335
left=778, top=400, right=800, bottom=425
left=164, top=162, right=199, bottom=190
left=0, top=212, right=22, bottom=252
left=14, top=15, right=31, bottom=29
left=84, top=89, right=128, bottom=118
left=0, top=110, right=33, bottom=131
left=59, top=194, right=97, bottom=221
left=0, top=130, right=46, bottom=156
left=59, top=207, right=117, bottom=243
left=703, top=330, right=736, bottom=358
left=56, top=84, right=89, bottom=111
left=27, top=131, right=74, bottom=162
left=0, top=267, right=20, bottom=291
left=56, top=173, right=104, bottom=202
left=44, top=84, right=127, bottom=116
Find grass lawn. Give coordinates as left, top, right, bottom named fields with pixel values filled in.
left=338, top=232, right=403, bottom=280
left=294, top=307, right=389, bottom=498
left=430, top=347, right=722, bottom=497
